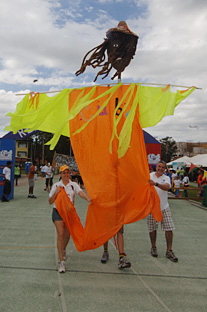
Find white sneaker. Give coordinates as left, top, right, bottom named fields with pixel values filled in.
left=58, top=261, right=66, bottom=273
left=63, top=249, right=66, bottom=261
left=118, top=256, right=131, bottom=269
left=101, top=251, right=109, bottom=263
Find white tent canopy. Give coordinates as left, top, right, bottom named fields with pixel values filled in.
left=167, top=154, right=207, bottom=167
left=189, top=154, right=207, bottom=167
left=167, top=156, right=192, bottom=166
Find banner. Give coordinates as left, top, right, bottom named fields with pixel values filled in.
left=2, top=130, right=39, bottom=140
left=52, top=151, right=78, bottom=172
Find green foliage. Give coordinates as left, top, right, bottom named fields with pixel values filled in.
left=160, top=136, right=177, bottom=163
left=33, top=132, right=73, bottom=164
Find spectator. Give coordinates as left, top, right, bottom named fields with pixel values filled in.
left=148, top=160, right=178, bottom=262
left=180, top=167, right=185, bottom=180
left=41, top=160, right=48, bottom=190
left=1, top=161, right=12, bottom=202
left=45, top=163, right=54, bottom=192
left=197, top=170, right=206, bottom=197
left=172, top=170, right=177, bottom=180
left=78, top=174, right=84, bottom=189
left=173, top=175, right=181, bottom=197
left=197, top=170, right=202, bottom=196
left=14, top=164, right=20, bottom=186
left=71, top=173, right=78, bottom=183
left=183, top=172, right=190, bottom=198
left=176, top=167, right=180, bottom=178
left=28, top=161, right=37, bottom=198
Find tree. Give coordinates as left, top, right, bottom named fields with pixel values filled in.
left=160, top=137, right=177, bottom=163
left=33, top=132, right=73, bottom=164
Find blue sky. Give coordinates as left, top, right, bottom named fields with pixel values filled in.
left=0, top=0, right=207, bottom=142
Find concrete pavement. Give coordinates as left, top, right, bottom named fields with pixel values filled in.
left=0, top=176, right=207, bottom=312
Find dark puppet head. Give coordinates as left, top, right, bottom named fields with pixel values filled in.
left=75, top=21, right=139, bottom=82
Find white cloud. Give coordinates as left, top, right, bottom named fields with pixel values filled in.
left=0, top=90, right=25, bottom=137
left=0, top=0, right=207, bottom=143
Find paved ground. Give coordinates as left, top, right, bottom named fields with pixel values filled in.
left=0, top=176, right=207, bottom=312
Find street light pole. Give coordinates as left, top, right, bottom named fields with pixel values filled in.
left=42, top=136, right=44, bottom=164
left=69, top=138, right=72, bottom=156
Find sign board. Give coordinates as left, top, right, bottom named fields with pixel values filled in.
left=52, top=152, right=79, bottom=172
left=172, top=162, right=185, bottom=170
left=0, top=139, right=16, bottom=200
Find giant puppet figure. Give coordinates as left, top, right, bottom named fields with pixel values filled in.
left=5, top=22, right=195, bottom=252
left=76, top=21, right=139, bottom=81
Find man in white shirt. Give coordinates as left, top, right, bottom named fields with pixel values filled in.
left=41, top=160, right=48, bottom=191
left=148, top=161, right=178, bottom=262
left=2, top=161, right=12, bottom=202
left=41, top=164, right=48, bottom=177
left=45, top=162, right=54, bottom=192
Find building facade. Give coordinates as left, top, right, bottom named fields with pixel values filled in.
left=16, top=140, right=29, bottom=158
left=176, top=142, right=207, bottom=157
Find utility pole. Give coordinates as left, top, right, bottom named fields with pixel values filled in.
left=69, top=138, right=72, bottom=156
left=42, top=135, right=44, bottom=164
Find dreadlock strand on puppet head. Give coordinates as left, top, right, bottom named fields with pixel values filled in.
left=75, top=21, right=139, bottom=82
left=75, top=41, right=107, bottom=76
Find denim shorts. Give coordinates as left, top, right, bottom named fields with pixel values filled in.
left=52, top=208, right=63, bottom=223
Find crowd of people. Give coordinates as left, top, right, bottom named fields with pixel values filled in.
left=165, top=167, right=190, bottom=198
left=2, top=159, right=206, bottom=274
left=164, top=166, right=206, bottom=198
left=49, top=160, right=180, bottom=273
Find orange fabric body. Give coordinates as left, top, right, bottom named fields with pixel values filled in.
left=55, top=85, right=162, bottom=252
left=55, top=187, right=85, bottom=251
